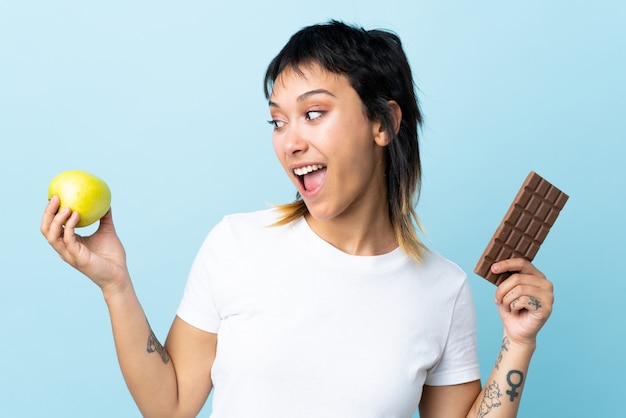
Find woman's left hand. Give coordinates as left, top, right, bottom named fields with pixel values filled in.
left=492, top=258, right=554, bottom=347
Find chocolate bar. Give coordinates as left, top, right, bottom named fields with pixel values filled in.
left=474, top=171, right=568, bottom=285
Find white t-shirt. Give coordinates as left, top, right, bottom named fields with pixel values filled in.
left=177, top=209, right=480, bottom=417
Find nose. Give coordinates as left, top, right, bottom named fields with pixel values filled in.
left=280, top=124, right=308, bottom=156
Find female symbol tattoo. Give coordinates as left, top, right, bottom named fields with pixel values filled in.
left=506, top=369, right=524, bottom=401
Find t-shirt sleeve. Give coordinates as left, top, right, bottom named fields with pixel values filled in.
left=176, top=226, right=223, bottom=333
left=425, top=278, right=481, bottom=386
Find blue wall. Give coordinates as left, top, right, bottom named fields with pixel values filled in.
left=1, top=1, right=623, bottom=416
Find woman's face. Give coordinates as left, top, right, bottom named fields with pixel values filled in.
left=268, top=63, right=390, bottom=223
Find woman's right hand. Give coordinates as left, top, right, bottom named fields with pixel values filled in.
left=41, top=195, right=130, bottom=294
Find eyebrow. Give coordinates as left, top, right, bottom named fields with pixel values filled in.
left=269, top=88, right=336, bottom=108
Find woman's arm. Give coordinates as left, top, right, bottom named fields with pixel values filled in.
left=467, top=335, right=535, bottom=418
left=420, top=259, right=553, bottom=418
left=420, top=341, right=532, bottom=418
left=472, top=259, right=553, bottom=417
left=41, top=197, right=216, bottom=418
left=420, top=380, right=482, bottom=417
left=104, top=281, right=216, bottom=418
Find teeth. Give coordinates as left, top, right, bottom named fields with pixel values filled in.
left=294, top=164, right=324, bottom=176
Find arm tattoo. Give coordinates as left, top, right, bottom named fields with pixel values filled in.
left=506, top=369, right=524, bottom=401
left=528, top=296, right=542, bottom=310
left=147, top=328, right=170, bottom=364
left=495, top=337, right=510, bottom=370
left=477, top=381, right=502, bottom=417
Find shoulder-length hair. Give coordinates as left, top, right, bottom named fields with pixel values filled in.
left=264, top=20, right=426, bottom=262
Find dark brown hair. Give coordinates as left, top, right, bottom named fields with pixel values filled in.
left=264, top=21, right=426, bottom=262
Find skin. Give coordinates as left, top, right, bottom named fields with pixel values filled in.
left=41, top=198, right=216, bottom=418
left=270, top=64, right=555, bottom=417
left=269, top=64, right=398, bottom=255
left=41, top=63, right=554, bottom=418
left=421, top=259, right=553, bottom=418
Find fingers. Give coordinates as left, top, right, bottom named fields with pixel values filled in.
left=41, top=198, right=128, bottom=288
left=41, top=195, right=60, bottom=236
left=41, top=196, right=70, bottom=243
left=493, top=259, right=554, bottom=315
left=96, top=208, right=115, bottom=234
left=62, top=210, right=80, bottom=245
left=491, top=258, right=545, bottom=279
left=490, top=259, right=555, bottom=345
left=508, top=294, right=544, bottom=312
left=493, top=259, right=546, bottom=301
left=41, top=195, right=81, bottom=252
left=498, top=276, right=553, bottom=311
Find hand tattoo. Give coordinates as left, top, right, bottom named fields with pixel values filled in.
left=512, top=296, right=542, bottom=310
left=528, top=296, right=542, bottom=310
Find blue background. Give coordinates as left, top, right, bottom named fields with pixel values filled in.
left=1, top=1, right=624, bottom=417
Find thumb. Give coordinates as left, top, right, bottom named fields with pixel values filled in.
left=96, top=208, right=116, bottom=233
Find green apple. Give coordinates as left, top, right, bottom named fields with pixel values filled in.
left=48, top=170, right=111, bottom=227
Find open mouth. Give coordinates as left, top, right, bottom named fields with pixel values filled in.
left=294, top=164, right=326, bottom=192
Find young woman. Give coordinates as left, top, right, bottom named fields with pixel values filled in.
left=41, top=21, right=554, bottom=418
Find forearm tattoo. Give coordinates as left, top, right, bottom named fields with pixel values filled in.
left=477, top=381, right=502, bottom=417
left=506, top=370, right=524, bottom=402
left=480, top=337, right=526, bottom=416
left=147, top=328, right=170, bottom=364
left=495, top=337, right=510, bottom=370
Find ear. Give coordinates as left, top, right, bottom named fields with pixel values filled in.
left=373, top=100, right=402, bottom=146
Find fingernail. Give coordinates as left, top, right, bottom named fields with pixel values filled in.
left=491, top=264, right=500, bottom=273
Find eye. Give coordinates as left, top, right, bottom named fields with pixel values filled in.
left=267, top=119, right=285, bottom=130
left=305, top=110, right=324, bottom=121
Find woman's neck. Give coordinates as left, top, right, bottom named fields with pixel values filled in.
left=304, top=206, right=397, bottom=256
